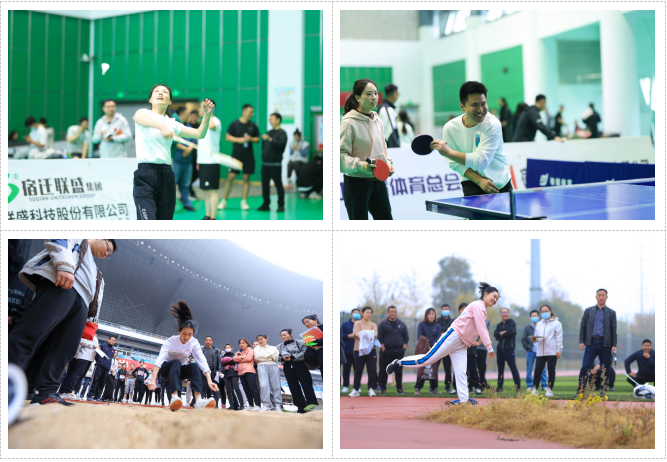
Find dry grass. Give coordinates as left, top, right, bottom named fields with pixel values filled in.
left=422, top=392, right=654, bottom=449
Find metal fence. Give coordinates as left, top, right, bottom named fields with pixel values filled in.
left=340, top=313, right=652, bottom=372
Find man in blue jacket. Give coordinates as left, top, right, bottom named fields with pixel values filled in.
left=89, top=336, right=117, bottom=402
left=625, top=339, right=655, bottom=386
left=9, top=239, right=115, bottom=406
left=340, top=308, right=360, bottom=393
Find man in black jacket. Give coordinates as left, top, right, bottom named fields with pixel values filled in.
left=437, top=303, right=455, bottom=393
left=258, top=113, right=288, bottom=212
left=576, top=288, right=617, bottom=396
left=132, top=360, right=149, bottom=403
left=625, top=339, right=655, bottom=386
left=202, top=336, right=223, bottom=408
left=378, top=84, right=400, bottom=148
left=582, top=103, right=602, bottom=138
left=377, top=305, right=408, bottom=395
left=88, top=336, right=117, bottom=402
left=512, top=94, right=565, bottom=143
left=494, top=308, right=521, bottom=392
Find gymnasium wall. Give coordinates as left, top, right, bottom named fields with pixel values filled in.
left=480, top=46, right=524, bottom=117
left=432, top=60, right=465, bottom=127
left=303, top=10, right=323, bottom=146
left=8, top=11, right=91, bottom=140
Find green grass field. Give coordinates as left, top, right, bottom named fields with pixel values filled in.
left=341, top=375, right=654, bottom=402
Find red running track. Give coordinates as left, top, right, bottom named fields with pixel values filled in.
left=340, top=397, right=653, bottom=449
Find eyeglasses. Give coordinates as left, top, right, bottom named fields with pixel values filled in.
left=102, top=239, right=113, bottom=259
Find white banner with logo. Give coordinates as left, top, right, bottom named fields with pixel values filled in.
left=8, top=159, right=138, bottom=220
left=340, top=137, right=655, bottom=220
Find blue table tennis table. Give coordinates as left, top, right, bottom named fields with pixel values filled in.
left=426, top=179, right=655, bottom=220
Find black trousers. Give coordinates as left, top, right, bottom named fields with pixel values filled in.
left=67, top=359, right=92, bottom=394
left=102, top=374, right=115, bottom=400
left=379, top=348, right=405, bottom=390
left=441, top=355, right=452, bottom=388
left=201, top=371, right=222, bottom=405
left=353, top=349, right=377, bottom=391
left=90, top=365, right=109, bottom=398
left=114, top=381, right=126, bottom=401
left=497, top=350, right=522, bottom=390
left=135, top=380, right=147, bottom=402
left=462, top=179, right=513, bottom=197
left=143, top=384, right=152, bottom=403
left=343, top=175, right=393, bottom=220
left=627, top=373, right=655, bottom=387
left=416, top=358, right=440, bottom=391
left=133, top=163, right=176, bottom=220
left=283, top=361, right=318, bottom=410
left=341, top=352, right=355, bottom=387
left=239, top=372, right=261, bottom=407
left=261, top=165, right=285, bottom=207
left=160, top=360, right=202, bottom=397
left=476, top=349, right=488, bottom=388
left=596, top=367, right=616, bottom=389
left=58, top=359, right=77, bottom=394
left=224, top=376, right=244, bottom=409
left=533, top=355, right=558, bottom=390
left=8, top=278, right=88, bottom=395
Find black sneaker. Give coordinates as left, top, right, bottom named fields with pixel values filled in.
left=379, top=389, right=386, bottom=395
left=30, top=392, right=75, bottom=406
left=277, top=206, right=285, bottom=212
left=397, top=388, right=405, bottom=394
left=183, top=205, right=196, bottom=212
left=257, top=205, right=271, bottom=211
left=445, top=386, right=452, bottom=394
left=386, top=359, right=400, bottom=375
left=430, top=388, right=442, bottom=395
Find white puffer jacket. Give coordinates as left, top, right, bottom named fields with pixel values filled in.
left=535, top=317, right=563, bottom=357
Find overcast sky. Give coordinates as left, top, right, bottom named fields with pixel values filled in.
left=339, top=235, right=656, bottom=321
left=231, top=237, right=323, bottom=281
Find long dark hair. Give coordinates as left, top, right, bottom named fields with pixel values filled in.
left=343, top=79, right=377, bottom=116
left=148, top=83, right=173, bottom=109
left=478, top=282, right=500, bottom=300
left=169, top=300, right=197, bottom=334
left=514, top=102, right=528, bottom=118
left=423, top=307, right=436, bottom=323
left=398, top=110, right=412, bottom=135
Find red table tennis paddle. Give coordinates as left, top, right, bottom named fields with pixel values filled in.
left=411, top=134, right=434, bottom=155
left=365, top=157, right=390, bottom=181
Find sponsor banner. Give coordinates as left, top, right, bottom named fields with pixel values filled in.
left=526, top=159, right=655, bottom=188
left=340, top=148, right=463, bottom=220
left=8, top=158, right=137, bottom=220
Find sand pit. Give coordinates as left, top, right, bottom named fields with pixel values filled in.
left=9, top=402, right=323, bottom=449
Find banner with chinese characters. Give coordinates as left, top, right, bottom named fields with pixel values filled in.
left=340, top=148, right=463, bottom=220
left=8, top=159, right=137, bottom=220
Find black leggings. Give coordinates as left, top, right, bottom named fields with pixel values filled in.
left=283, top=361, right=318, bottom=410
left=353, top=349, right=377, bottom=391
left=224, top=376, right=244, bottom=408
left=343, top=175, right=393, bottom=220
left=261, top=165, right=285, bottom=207
left=133, top=163, right=176, bottom=220
left=160, top=360, right=202, bottom=395
left=533, top=355, right=558, bottom=390
left=240, top=372, right=261, bottom=407
left=114, top=381, right=125, bottom=401
left=476, top=349, right=488, bottom=388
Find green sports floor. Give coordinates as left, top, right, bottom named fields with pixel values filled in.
left=173, top=194, right=323, bottom=220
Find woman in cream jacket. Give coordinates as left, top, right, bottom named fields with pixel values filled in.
left=531, top=304, right=563, bottom=397
left=340, top=79, right=395, bottom=220
left=254, top=335, right=282, bottom=411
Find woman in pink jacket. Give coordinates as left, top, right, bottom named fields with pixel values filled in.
left=387, top=282, right=498, bottom=405
left=234, top=338, right=261, bottom=411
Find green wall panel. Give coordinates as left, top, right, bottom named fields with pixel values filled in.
left=432, top=60, right=466, bottom=126
left=304, top=11, right=323, bottom=152
left=481, top=45, right=524, bottom=114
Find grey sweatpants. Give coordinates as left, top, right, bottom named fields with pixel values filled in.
left=257, top=364, right=282, bottom=410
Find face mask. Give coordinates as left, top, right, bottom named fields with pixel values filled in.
left=531, top=317, right=539, bottom=323
left=541, top=312, right=550, bottom=320
left=442, top=310, right=450, bottom=317
left=352, top=313, right=361, bottom=320
left=225, top=348, right=232, bottom=353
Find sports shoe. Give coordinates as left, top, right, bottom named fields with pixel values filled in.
left=445, top=399, right=462, bottom=405
left=277, top=206, right=285, bottom=212
left=475, top=388, right=482, bottom=395
left=169, top=396, right=183, bottom=412
left=468, top=398, right=479, bottom=405
left=304, top=404, right=318, bottom=412
left=252, top=405, right=262, bottom=411
left=257, top=205, right=270, bottom=211
left=348, top=389, right=361, bottom=397
left=300, top=193, right=307, bottom=199
left=195, top=397, right=217, bottom=410
left=414, top=389, right=421, bottom=395
left=240, top=200, right=250, bottom=211
left=449, top=388, right=457, bottom=395
left=609, top=387, right=615, bottom=391
left=368, top=388, right=376, bottom=397
left=386, top=359, right=400, bottom=375
left=341, top=387, right=349, bottom=393
left=397, top=388, right=405, bottom=394
left=545, top=388, right=554, bottom=397
left=532, top=388, right=539, bottom=395
left=430, top=388, right=442, bottom=395
left=218, top=199, right=227, bottom=210
left=526, top=387, right=533, bottom=392
left=310, top=193, right=323, bottom=200
left=258, top=406, right=272, bottom=411
left=183, top=205, right=196, bottom=212
left=379, top=389, right=386, bottom=395
left=445, top=386, right=452, bottom=394
left=30, top=392, right=75, bottom=407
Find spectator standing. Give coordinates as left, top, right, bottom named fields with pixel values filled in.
left=257, top=113, right=288, bottom=212
left=221, top=343, right=244, bottom=411
left=397, top=110, right=415, bottom=149
left=201, top=336, right=222, bottom=407
left=437, top=304, right=455, bottom=394
left=91, top=99, right=132, bottom=158
left=302, top=315, right=324, bottom=377
left=278, top=329, right=318, bottom=413
left=474, top=317, right=491, bottom=390
left=554, top=105, right=565, bottom=137
left=494, top=308, right=521, bottom=392
left=378, top=84, right=401, bottom=148
left=522, top=310, right=548, bottom=392
left=625, top=339, right=655, bottom=386
left=171, top=107, right=196, bottom=212
left=498, top=98, right=512, bottom=142
left=60, top=326, right=99, bottom=400
left=582, top=103, right=602, bottom=138
left=415, top=308, right=442, bottom=394
left=102, top=351, right=119, bottom=402
left=349, top=307, right=378, bottom=397
left=66, top=117, right=91, bottom=158
left=287, top=128, right=310, bottom=190
left=234, top=338, right=261, bottom=411
left=89, top=335, right=117, bottom=402
left=510, top=102, right=527, bottom=141
left=124, top=363, right=136, bottom=403
left=254, top=335, right=283, bottom=411
left=531, top=304, right=563, bottom=397
left=79, top=361, right=96, bottom=399
left=576, top=289, right=617, bottom=397
left=114, top=363, right=128, bottom=402
left=340, top=308, right=360, bottom=393
left=378, top=305, right=409, bottom=394
left=512, top=95, right=565, bottom=143
left=132, top=360, right=149, bottom=403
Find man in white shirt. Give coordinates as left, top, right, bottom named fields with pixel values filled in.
left=23, top=116, right=49, bottom=159
left=378, top=84, right=400, bottom=148
left=429, top=81, right=511, bottom=197
left=92, top=99, right=132, bottom=158
left=66, top=117, right=91, bottom=158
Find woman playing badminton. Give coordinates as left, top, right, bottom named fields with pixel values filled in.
left=145, top=300, right=218, bottom=411
left=340, top=79, right=395, bottom=220
left=132, top=84, right=215, bottom=220
left=387, top=282, right=498, bottom=405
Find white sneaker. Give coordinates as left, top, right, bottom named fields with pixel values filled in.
left=341, top=387, right=349, bottom=393
left=368, top=388, right=376, bottom=397
left=258, top=406, right=271, bottom=412
left=195, top=397, right=217, bottom=410
left=218, top=199, right=227, bottom=210
left=310, top=193, right=323, bottom=200
left=526, top=387, right=532, bottom=392
left=532, top=388, right=539, bottom=396
left=475, top=388, right=482, bottom=395
left=240, top=200, right=250, bottom=211
left=348, top=389, right=361, bottom=397
left=300, top=193, right=307, bottom=199
left=545, top=388, right=553, bottom=397
left=169, top=396, right=184, bottom=412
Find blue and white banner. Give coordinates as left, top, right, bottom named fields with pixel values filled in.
left=526, top=159, right=655, bottom=188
